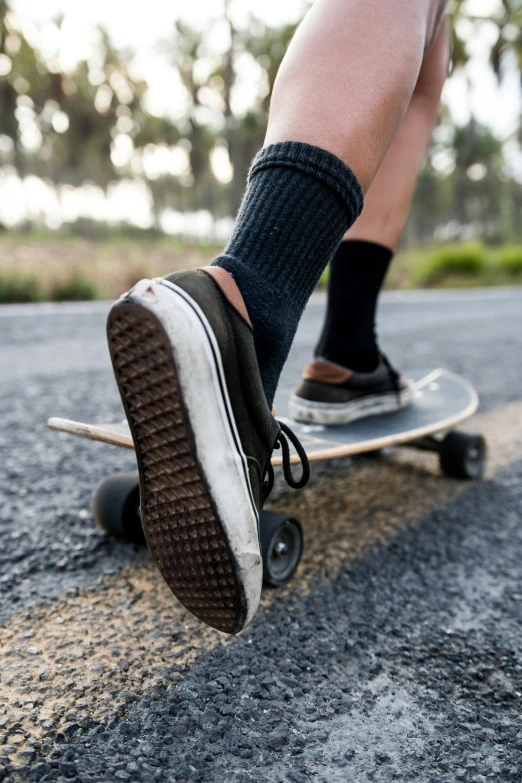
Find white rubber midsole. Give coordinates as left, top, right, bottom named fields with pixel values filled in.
left=127, top=278, right=262, bottom=628
left=288, top=385, right=413, bottom=426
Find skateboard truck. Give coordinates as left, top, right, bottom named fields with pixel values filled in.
left=49, top=368, right=487, bottom=589
left=401, top=431, right=487, bottom=479
left=93, top=474, right=304, bottom=588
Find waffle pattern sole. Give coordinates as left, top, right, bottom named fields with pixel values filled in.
left=107, top=301, right=246, bottom=633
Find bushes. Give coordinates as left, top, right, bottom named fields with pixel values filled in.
left=417, top=242, right=487, bottom=285
left=410, top=241, right=522, bottom=287
left=50, top=275, right=98, bottom=301
left=0, top=273, right=97, bottom=303
left=495, top=246, right=522, bottom=275
left=0, top=274, right=43, bottom=303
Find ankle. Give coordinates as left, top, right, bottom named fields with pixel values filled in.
left=318, top=347, right=380, bottom=374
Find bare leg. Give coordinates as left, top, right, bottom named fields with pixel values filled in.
left=265, top=0, right=448, bottom=192
left=346, top=19, right=450, bottom=248
left=305, top=20, right=450, bottom=377
left=287, top=10, right=450, bottom=425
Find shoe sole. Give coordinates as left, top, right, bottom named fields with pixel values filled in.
left=288, top=386, right=413, bottom=426
left=107, top=279, right=262, bottom=634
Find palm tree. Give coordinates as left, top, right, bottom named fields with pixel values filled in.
left=448, top=0, right=522, bottom=84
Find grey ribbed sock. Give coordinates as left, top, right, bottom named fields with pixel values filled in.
left=212, top=141, right=364, bottom=406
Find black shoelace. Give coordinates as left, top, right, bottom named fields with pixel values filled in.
left=262, top=420, right=311, bottom=504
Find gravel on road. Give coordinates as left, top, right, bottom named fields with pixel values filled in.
left=1, top=288, right=522, bottom=783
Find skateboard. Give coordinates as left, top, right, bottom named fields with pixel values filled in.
left=48, top=368, right=486, bottom=587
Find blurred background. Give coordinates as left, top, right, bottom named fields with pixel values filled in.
left=0, top=0, right=522, bottom=302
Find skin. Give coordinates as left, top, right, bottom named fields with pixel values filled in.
left=265, top=0, right=449, bottom=195
left=346, top=19, right=450, bottom=249
left=263, top=0, right=450, bottom=372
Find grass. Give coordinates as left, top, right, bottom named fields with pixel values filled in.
left=322, top=240, right=522, bottom=291
left=0, top=232, right=521, bottom=304
left=414, top=242, right=486, bottom=285
left=0, top=231, right=219, bottom=303
left=50, top=276, right=98, bottom=302
left=408, top=241, right=522, bottom=288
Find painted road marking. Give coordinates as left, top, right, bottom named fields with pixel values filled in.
left=1, top=401, right=522, bottom=765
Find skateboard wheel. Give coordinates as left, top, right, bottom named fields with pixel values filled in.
left=439, top=432, right=487, bottom=480
left=93, top=473, right=144, bottom=543
left=259, top=510, right=303, bottom=587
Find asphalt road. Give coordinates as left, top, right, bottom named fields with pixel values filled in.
left=1, top=287, right=522, bottom=783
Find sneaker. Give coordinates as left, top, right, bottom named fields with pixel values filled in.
left=289, top=354, right=413, bottom=426
left=106, top=267, right=309, bottom=634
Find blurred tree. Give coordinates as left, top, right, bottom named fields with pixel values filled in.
left=453, top=120, right=504, bottom=238
left=449, top=0, right=522, bottom=80
left=225, top=13, right=301, bottom=211
left=161, top=9, right=302, bottom=213
left=405, top=119, right=511, bottom=246
left=0, top=1, right=46, bottom=172
left=0, top=3, right=179, bottom=189
left=401, top=0, right=522, bottom=247
left=1, top=0, right=522, bottom=246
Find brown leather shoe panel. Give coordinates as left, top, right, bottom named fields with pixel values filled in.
left=201, top=267, right=253, bottom=329
left=302, top=358, right=353, bottom=385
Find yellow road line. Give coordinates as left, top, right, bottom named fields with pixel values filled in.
left=1, top=569, right=225, bottom=764
left=1, top=401, right=521, bottom=764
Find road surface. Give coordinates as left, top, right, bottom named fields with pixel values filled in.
left=1, top=287, right=522, bottom=783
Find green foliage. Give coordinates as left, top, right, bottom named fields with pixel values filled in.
left=495, top=246, right=522, bottom=275
left=416, top=243, right=487, bottom=285
left=50, top=275, right=98, bottom=301
left=0, top=273, right=43, bottom=303
left=1, top=236, right=521, bottom=302
left=65, top=219, right=164, bottom=242
left=0, top=1, right=301, bottom=219
left=319, top=265, right=330, bottom=288
left=0, top=6, right=167, bottom=188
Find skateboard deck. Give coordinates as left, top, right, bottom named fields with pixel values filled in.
left=48, top=368, right=478, bottom=466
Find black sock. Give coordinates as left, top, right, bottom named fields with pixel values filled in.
left=212, top=142, right=363, bottom=406
left=314, top=240, right=393, bottom=372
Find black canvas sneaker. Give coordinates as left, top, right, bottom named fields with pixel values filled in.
left=289, top=354, right=412, bottom=426
left=106, top=267, right=309, bottom=634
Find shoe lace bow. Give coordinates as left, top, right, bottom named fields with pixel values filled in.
left=262, top=420, right=310, bottom=503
